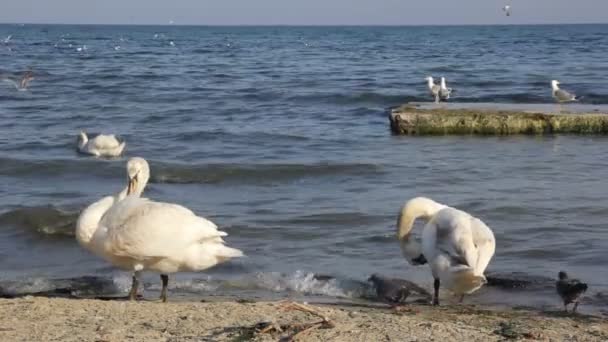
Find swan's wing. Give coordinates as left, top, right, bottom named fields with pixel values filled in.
left=100, top=197, right=225, bottom=260
left=90, top=134, right=122, bottom=150
left=431, top=209, right=479, bottom=269
left=470, top=218, right=496, bottom=274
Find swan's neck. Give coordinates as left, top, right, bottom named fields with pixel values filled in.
left=75, top=196, right=116, bottom=246
left=551, top=82, right=559, bottom=91
left=78, top=133, right=88, bottom=149
left=427, top=78, right=434, bottom=88
left=397, top=197, right=445, bottom=241
left=440, top=78, right=447, bottom=88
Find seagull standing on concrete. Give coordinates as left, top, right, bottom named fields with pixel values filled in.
left=552, top=80, right=578, bottom=103
left=425, top=76, right=441, bottom=103
left=439, top=77, right=452, bottom=101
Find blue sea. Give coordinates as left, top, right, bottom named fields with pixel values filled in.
left=1, top=24, right=607, bottom=314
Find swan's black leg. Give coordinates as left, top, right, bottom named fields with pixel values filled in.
left=433, top=278, right=440, bottom=306
left=128, top=272, right=140, bottom=301
left=160, top=274, right=169, bottom=303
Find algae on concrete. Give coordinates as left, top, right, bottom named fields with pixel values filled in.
left=390, top=105, right=608, bottom=135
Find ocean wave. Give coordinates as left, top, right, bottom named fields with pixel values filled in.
left=0, top=157, right=383, bottom=185
left=288, top=92, right=406, bottom=106
left=151, top=162, right=385, bottom=185
left=0, top=206, right=78, bottom=237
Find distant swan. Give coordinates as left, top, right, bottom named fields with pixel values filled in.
left=397, top=197, right=495, bottom=305
left=77, top=131, right=126, bottom=157
left=76, top=157, right=243, bottom=302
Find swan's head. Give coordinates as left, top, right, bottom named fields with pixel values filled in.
left=425, top=76, right=434, bottom=83
left=551, top=80, right=560, bottom=89
left=400, top=239, right=427, bottom=266
left=126, top=157, right=150, bottom=196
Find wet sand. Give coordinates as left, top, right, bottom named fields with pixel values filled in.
left=0, top=297, right=606, bottom=341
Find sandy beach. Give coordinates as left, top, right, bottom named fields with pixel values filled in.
left=0, top=297, right=606, bottom=341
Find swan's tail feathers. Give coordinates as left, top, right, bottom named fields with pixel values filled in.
left=214, top=245, right=244, bottom=262
left=446, top=267, right=486, bottom=295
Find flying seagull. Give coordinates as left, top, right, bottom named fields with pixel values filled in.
left=503, top=5, right=511, bottom=16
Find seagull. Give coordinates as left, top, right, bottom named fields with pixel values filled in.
left=503, top=5, right=511, bottom=17
left=552, top=80, right=578, bottom=103
left=425, top=76, right=441, bottom=103
left=439, top=77, right=452, bottom=100
left=2, top=70, right=34, bottom=91
left=3, top=35, right=12, bottom=44
left=556, top=271, right=588, bottom=313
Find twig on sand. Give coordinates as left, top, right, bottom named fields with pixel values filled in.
left=280, top=301, right=335, bottom=340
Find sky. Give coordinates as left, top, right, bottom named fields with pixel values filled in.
left=0, top=0, right=606, bottom=26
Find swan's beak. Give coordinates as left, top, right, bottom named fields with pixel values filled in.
left=127, top=175, right=138, bottom=195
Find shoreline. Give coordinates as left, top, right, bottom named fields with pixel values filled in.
left=0, top=297, right=606, bottom=341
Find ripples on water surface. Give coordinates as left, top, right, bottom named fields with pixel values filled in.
left=1, top=24, right=608, bottom=313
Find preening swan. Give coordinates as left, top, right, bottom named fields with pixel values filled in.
left=76, top=157, right=243, bottom=302
left=77, top=131, right=126, bottom=157
left=397, top=197, right=495, bottom=305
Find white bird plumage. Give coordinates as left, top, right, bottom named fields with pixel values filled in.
left=77, top=131, right=126, bottom=157
left=425, top=76, right=441, bottom=103
left=397, top=197, right=496, bottom=305
left=551, top=80, right=578, bottom=103
left=76, top=157, right=243, bottom=302
left=439, top=77, right=452, bottom=100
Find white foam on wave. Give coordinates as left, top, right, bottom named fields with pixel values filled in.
left=250, top=270, right=366, bottom=298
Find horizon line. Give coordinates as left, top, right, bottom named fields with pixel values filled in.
left=1, top=21, right=607, bottom=27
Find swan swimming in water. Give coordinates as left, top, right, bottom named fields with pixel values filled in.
left=76, top=157, right=244, bottom=302
left=397, top=197, right=496, bottom=305
left=77, top=131, right=126, bottom=157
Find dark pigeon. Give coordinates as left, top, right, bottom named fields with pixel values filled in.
left=556, top=271, right=588, bottom=313
left=368, top=274, right=431, bottom=305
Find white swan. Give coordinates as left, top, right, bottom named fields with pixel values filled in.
left=397, top=197, right=495, bottom=305
left=77, top=131, right=126, bottom=157
left=76, top=157, right=243, bottom=302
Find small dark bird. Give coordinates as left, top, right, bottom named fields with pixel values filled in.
left=368, top=274, right=431, bottom=306
left=556, top=271, right=588, bottom=313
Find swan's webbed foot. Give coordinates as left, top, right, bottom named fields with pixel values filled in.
left=160, top=274, right=169, bottom=303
